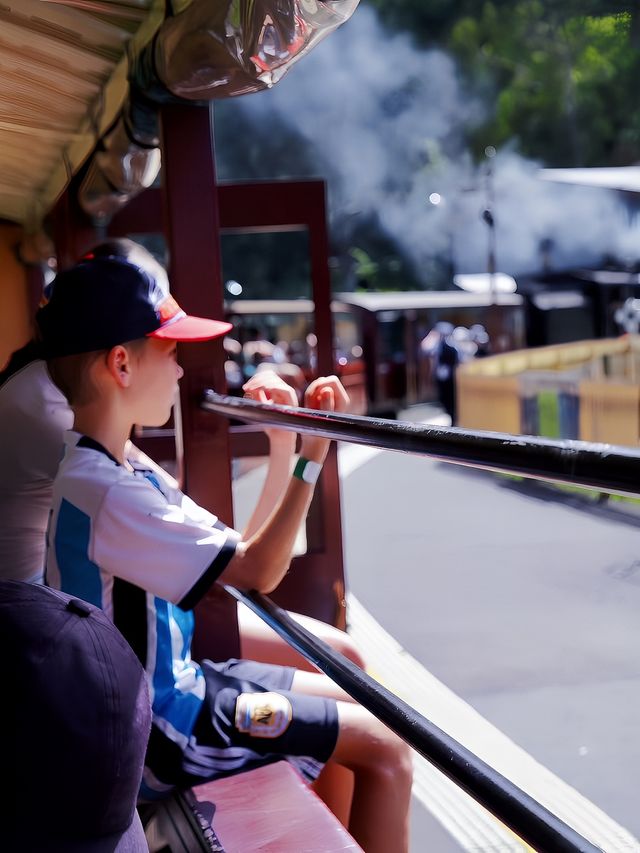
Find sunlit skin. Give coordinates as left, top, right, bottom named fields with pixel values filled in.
left=127, top=339, right=183, bottom=428
left=71, top=338, right=182, bottom=465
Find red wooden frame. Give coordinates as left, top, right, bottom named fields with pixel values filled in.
left=109, top=106, right=347, bottom=643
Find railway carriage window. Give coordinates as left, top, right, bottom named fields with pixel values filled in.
left=224, top=305, right=314, bottom=395
left=221, top=231, right=312, bottom=302
left=333, top=309, right=361, bottom=364
left=221, top=230, right=315, bottom=388
left=376, top=311, right=404, bottom=363
left=221, top=229, right=319, bottom=555
left=122, top=232, right=168, bottom=267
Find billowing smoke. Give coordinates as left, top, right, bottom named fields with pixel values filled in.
left=215, top=5, right=640, bottom=282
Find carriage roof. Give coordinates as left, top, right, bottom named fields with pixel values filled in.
left=0, top=1, right=159, bottom=225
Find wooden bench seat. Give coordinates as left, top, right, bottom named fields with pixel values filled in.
left=191, top=761, right=363, bottom=852
left=143, top=761, right=362, bottom=852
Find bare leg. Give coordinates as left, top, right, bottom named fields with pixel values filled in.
left=310, top=761, right=355, bottom=828
left=238, top=603, right=367, bottom=672
left=237, top=607, right=367, bottom=828
left=291, top=671, right=413, bottom=853
left=331, top=702, right=413, bottom=853
left=289, top=671, right=357, bottom=820
left=291, top=668, right=358, bottom=704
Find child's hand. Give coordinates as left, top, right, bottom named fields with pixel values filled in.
left=243, top=370, right=298, bottom=408
left=300, top=376, right=350, bottom=463
left=243, top=370, right=298, bottom=449
left=304, top=375, right=350, bottom=413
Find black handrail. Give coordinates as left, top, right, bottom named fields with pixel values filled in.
left=202, top=390, right=640, bottom=497
left=226, top=587, right=601, bottom=853
left=203, top=392, right=612, bottom=851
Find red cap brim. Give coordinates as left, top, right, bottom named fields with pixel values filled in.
left=148, top=315, right=233, bottom=342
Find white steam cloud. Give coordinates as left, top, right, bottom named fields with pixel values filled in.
left=216, top=5, right=640, bottom=280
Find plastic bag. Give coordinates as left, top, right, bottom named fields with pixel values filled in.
left=154, top=0, right=360, bottom=100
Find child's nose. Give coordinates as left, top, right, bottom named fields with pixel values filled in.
left=176, top=363, right=184, bottom=380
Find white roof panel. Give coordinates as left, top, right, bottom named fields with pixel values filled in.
left=539, top=166, right=640, bottom=193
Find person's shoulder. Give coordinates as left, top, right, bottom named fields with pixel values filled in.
left=0, top=357, right=69, bottom=413
left=129, top=461, right=175, bottom=500
left=55, top=436, right=148, bottom=523
left=0, top=341, right=43, bottom=388
left=0, top=357, right=45, bottom=397
left=58, top=434, right=124, bottom=486
left=49, top=437, right=118, bottom=530
left=0, top=362, right=72, bottom=455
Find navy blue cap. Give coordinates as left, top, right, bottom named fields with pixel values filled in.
left=0, top=581, right=151, bottom=852
left=36, top=254, right=231, bottom=359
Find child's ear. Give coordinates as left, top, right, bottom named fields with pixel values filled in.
left=106, top=345, right=132, bottom=388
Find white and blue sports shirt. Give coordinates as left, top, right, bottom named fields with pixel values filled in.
left=46, top=431, right=240, bottom=794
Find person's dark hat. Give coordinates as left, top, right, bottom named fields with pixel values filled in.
left=0, top=581, right=151, bottom=852
left=36, top=250, right=232, bottom=358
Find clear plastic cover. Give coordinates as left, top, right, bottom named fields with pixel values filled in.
left=155, top=0, right=360, bottom=100
left=78, top=116, right=161, bottom=222
left=78, top=1, right=359, bottom=221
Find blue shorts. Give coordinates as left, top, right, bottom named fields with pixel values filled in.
left=172, top=658, right=339, bottom=787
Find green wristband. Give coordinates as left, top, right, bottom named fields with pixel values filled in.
left=293, top=457, right=322, bottom=485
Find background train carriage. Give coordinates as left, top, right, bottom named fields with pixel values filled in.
left=224, top=291, right=526, bottom=417
left=221, top=268, right=640, bottom=422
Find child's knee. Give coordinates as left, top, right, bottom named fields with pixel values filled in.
left=333, top=703, right=413, bottom=784
left=390, top=733, right=413, bottom=787
left=305, top=618, right=367, bottom=670
left=376, top=726, right=413, bottom=782
left=286, top=611, right=367, bottom=670
left=333, top=632, right=367, bottom=670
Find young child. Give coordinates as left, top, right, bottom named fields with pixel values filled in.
left=0, top=237, right=364, bottom=671
left=39, top=250, right=412, bottom=853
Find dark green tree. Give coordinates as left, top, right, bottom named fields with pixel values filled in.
left=365, top=0, right=640, bottom=165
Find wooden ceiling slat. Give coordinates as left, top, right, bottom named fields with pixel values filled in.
left=0, top=18, right=116, bottom=74
left=0, top=166, right=54, bottom=188
left=0, top=138, right=61, bottom=161
left=1, top=1, right=133, bottom=58
left=14, top=0, right=138, bottom=39
left=0, top=69, right=98, bottom=112
left=0, top=118, right=88, bottom=140
left=0, top=53, right=103, bottom=100
left=0, top=92, right=97, bottom=119
left=0, top=0, right=160, bottom=224
left=39, top=0, right=148, bottom=25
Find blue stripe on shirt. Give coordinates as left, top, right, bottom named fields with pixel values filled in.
left=55, top=498, right=102, bottom=607
left=151, top=598, right=204, bottom=739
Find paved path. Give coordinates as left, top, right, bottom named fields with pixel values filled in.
left=338, top=407, right=640, bottom=851
left=232, top=404, right=640, bottom=850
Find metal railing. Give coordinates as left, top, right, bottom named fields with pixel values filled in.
left=201, top=391, right=632, bottom=852
left=203, top=390, right=640, bottom=497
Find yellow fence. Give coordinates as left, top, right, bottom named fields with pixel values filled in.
left=457, top=336, right=640, bottom=446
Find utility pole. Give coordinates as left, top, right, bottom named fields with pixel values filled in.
left=482, top=146, right=497, bottom=302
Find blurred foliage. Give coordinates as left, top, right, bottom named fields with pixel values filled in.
left=220, top=231, right=312, bottom=301
left=536, top=390, right=561, bottom=437
left=365, top=0, right=640, bottom=166
left=349, top=247, right=379, bottom=282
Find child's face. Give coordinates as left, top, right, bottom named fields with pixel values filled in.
left=130, top=338, right=183, bottom=427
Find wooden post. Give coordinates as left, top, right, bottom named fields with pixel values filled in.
left=160, top=103, right=239, bottom=660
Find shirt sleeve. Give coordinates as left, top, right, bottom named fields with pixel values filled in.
left=92, top=475, right=240, bottom=609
